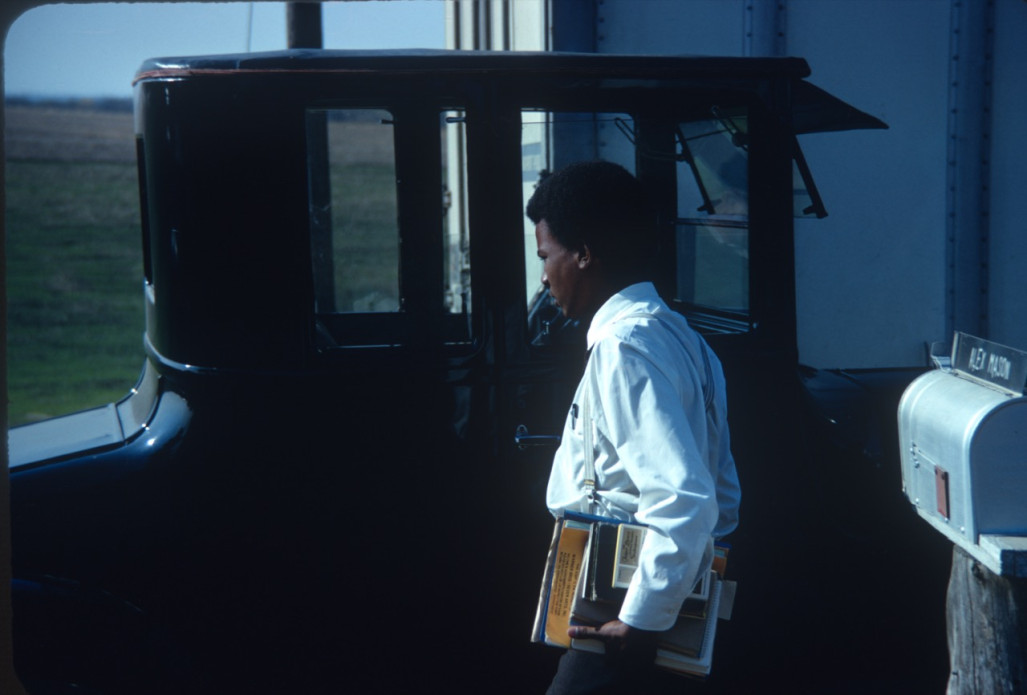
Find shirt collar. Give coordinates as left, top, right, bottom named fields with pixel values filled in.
left=586, top=281, right=660, bottom=350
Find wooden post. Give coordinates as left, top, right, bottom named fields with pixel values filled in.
left=287, top=2, right=330, bottom=313
left=946, top=546, right=1027, bottom=694
left=286, top=2, right=323, bottom=49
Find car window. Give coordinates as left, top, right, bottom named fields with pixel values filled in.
left=520, top=110, right=636, bottom=309
left=307, top=107, right=473, bottom=349
left=308, top=108, right=400, bottom=314
left=674, top=111, right=750, bottom=314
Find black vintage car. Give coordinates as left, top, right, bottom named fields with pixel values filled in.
left=9, top=50, right=947, bottom=694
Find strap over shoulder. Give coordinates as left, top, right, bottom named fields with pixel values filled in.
left=580, top=310, right=714, bottom=515
left=615, top=311, right=715, bottom=412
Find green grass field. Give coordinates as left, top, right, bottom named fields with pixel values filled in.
left=5, top=105, right=403, bottom=426
left=329, top=161, right=400, bottom=311
left=6, top=159, right=145, bottom=425
left=6, top=106, right=145, bottom=425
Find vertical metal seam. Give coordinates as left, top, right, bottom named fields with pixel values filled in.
left=470, top=0, right=479, bottom=49
left=979, top=1, right=995, bottom=338
left=544, top=0, right=552, bottom=52
left=777, top=1, right=788, bottom=57
left=945, top=0, right=960, bottom=340
left=483, top=0, right=492, bottom=50
left=452, top=0, right=462, bottom=50
left=502, top=0, right=511, bottom=51
left=945, top=0, right=995, bottom=339
left=744, top=0, right=754, bottom=55
left=744, top=0, right=787, bottom=57
left=473, top=0, right=489, bottom=50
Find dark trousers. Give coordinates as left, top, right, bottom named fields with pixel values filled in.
left=545, top=647, right=687, bottom=695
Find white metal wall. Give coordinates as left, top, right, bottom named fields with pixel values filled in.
left=582, top=0, right=952, bottom=369
left=447, top=0, right=1027, bottom=369
left=447, top=0, right=548, bottom=51
left=593, top=0, right=743, bottom=55
left=988, top=0, right=1027, bottom=357
left=447, top=1, right=550, bottom=304
left=788, top=0, right=951, bottom=369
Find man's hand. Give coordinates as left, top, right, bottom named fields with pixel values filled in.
left=567, top=620, right=658, bottom=660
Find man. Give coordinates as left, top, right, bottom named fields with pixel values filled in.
left=527, top=161, right=741, bottom=694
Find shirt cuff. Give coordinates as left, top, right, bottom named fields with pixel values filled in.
left=617, top=586, right=684, bottom=632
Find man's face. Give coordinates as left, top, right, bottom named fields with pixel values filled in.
left=535, top=220, right=588, bottom=319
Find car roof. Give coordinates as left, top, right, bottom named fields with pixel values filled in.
left=134, top=49, right=885, bottom=134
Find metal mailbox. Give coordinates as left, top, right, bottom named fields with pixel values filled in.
left=899, top=333, right=1027, bottom=576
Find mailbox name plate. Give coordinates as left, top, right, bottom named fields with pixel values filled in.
left=952, top=332, right=1027, bottom=396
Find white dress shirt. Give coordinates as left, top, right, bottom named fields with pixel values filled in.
left=546, top=282, right=741, bottom=631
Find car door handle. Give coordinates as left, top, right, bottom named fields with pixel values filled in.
left=515, top=424, right=561, bottom=450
